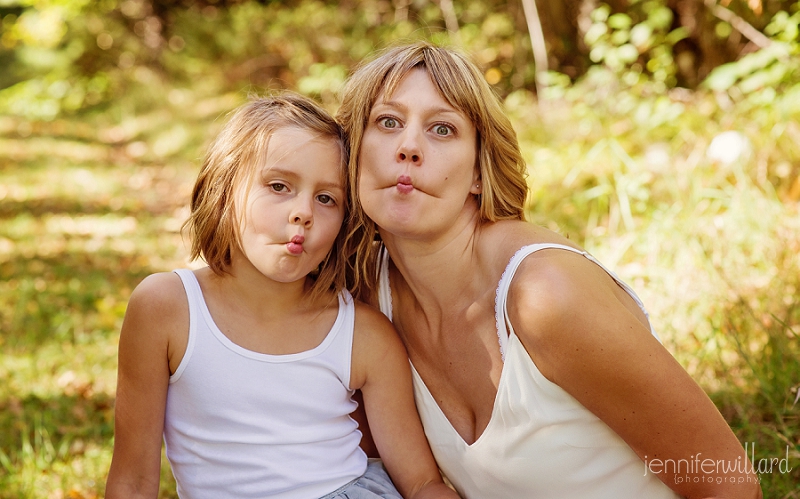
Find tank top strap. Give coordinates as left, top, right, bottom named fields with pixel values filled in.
left=171, top=268, right=202, bottom=381
left=173, top=268, right=202, bottom=315
left=377, top=246, right=393, bottom=322
left=333, top=288, right=356, bottom=389
left=494, top=243, right=658, bottom=361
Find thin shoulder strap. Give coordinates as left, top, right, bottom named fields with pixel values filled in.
left=377, top=246, right=393, bottom=322
left=334, top=288, right=357, bottom=390
left=171, top=268, right=200, bottom=381
left=494, top=243, right=658, bottom=361
left=173, top=268, right=202, bottom=319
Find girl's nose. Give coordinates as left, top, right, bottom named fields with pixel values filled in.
left=290, top=197, right=313, bottom=228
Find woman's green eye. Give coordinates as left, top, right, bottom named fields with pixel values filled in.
left=381, top=117, right=398, bottom=128
left=435, top=125, right=451, bottom=136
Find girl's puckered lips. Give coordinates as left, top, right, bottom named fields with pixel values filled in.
left=286, top=234, right=304, bottom=255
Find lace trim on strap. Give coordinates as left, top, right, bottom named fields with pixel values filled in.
left=494, top=260, right=512, bottom=363
left=377, top=246, right=393, bottom=323
left=494, top=246, right=537, bottom=362
left=493, top=243, right=659, bottom=363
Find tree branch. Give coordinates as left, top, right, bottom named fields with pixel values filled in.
left=438, top=0, right=461, bottom=45
left=704, top=0, right=772, bottom=49
left=521, top=0, right=549, bottom=97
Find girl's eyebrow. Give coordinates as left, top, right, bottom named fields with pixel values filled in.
left=261, top=167, right=344, bottom=191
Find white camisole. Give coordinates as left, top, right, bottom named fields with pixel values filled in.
left=378, top=244, right=681, bottom=499
left=165, top=269, right=367, bottom=499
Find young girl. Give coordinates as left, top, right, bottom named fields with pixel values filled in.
left=105, top=94, right=459, bottom=499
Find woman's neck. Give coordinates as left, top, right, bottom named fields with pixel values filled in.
left=380, top=209, right=495, bottom=318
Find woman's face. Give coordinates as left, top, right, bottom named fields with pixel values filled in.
left=358, top=68, right=479, bottom=241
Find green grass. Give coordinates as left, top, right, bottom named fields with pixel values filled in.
left=0, top=124, right=194, bottom=496
left=1, top=80, right=798, bottom=497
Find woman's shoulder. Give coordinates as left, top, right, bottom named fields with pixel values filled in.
left=477, top=219, right=583, bottom=269
left=499, top=230, right=654, bottom=371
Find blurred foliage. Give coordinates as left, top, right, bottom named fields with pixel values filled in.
left=2, top=0, right=798, bottom=121
left=0, top=0, right=532, bottom=121
left=583, top=0, right=688, bottom=89
left=1, top=0, right=799, bottom=497
left=704, top=6, right=800, bottom=97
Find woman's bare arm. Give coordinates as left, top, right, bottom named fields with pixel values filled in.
left=507, top=250, right=761, bottom=499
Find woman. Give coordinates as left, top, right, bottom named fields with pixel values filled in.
left=338, top=42, right=762, bottom=499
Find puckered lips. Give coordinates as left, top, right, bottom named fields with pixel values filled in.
left=396, top=175, right=414, bottom=194
left=286, top=234, right=304, bottom=255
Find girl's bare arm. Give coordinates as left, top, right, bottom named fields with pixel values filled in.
left=351, top=304, right=460, bottom=499
left=105, top=273, right=186, bottom=499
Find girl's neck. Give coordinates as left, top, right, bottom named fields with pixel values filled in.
left=216, top=258, right=321, bottom=321
left=199, top=259, right=338, bottom=356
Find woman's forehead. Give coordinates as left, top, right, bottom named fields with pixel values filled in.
left=371, top=66, right=465, bottom=114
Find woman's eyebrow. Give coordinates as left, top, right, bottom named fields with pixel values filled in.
left=372, top=100, right=464, bottom=119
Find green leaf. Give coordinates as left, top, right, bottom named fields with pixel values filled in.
left=591, top=4, right=611, bottom=23
left=630, top=24, right=653, bottom=49
left=585, top=23, right=609, bottom=46
left=617, top=44, right=640, bottom=64
left=703, top=63, right=740, bottom=91
left=648, top=6, right=674, bottom=31
left=608, top=13, right=632, bottom=30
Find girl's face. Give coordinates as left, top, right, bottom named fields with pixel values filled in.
left=358, top=68, right=479, bottom=241
left=235, top=127, right=344, bottom=284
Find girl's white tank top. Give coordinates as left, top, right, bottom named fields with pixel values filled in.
left=377, top=244, right=681, bottom=499
left=165, top=269, right=366, bottom=499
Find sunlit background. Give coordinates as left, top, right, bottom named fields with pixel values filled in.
left=1, top=1, right=798, bottom=497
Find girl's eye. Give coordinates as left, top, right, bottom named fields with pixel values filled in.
left=433, top=124, right=453, bottom=136
left=270, top=183, right=287, bottom=192
left=380, top=117, right=399, bottom=129
left=317, top=194, right=335, bottom=205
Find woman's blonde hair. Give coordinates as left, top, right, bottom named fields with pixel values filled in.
left=337, top=41, right=528, bottom=299
left=184, top=93, right=348, bottom=297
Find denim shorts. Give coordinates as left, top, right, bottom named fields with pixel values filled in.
left=319, top=460, right=403, bottom=499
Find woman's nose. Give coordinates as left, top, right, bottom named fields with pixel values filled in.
left=396, top=128, right=423, bottom=164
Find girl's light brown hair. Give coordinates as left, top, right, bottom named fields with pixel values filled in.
left=337, top=41, right=529, bottom=299
left=184, top=93, right=348, bottom=297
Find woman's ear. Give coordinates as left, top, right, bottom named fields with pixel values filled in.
left=470, top=172, right=482, bottom=195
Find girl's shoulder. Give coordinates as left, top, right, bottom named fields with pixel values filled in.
left=349, top=299, right=406, bottom=391
left=128, top=271, right=187, bottom=313
left=351, top=299, right=395, bottom=339
left=122, top=271, right=190, bottom=374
